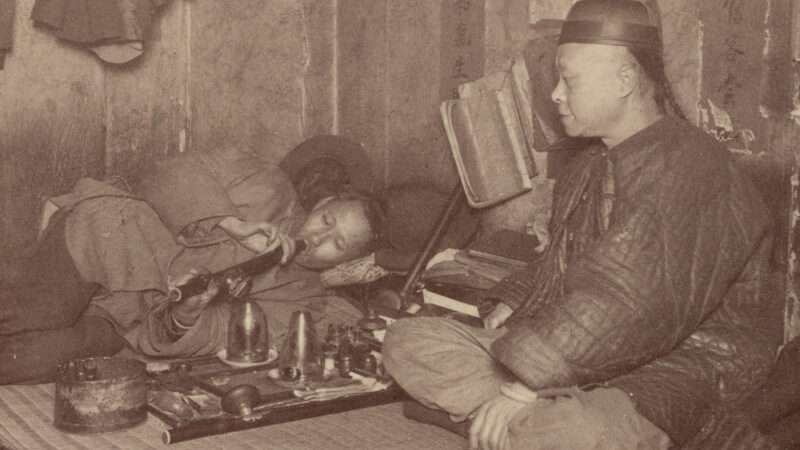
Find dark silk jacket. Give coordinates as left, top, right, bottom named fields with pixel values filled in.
left=488, top=117, right=783, bottom=445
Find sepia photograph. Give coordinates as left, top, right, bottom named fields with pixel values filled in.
left=0, top=0, right=798, bottom=449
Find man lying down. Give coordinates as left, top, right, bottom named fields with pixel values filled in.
left=0, top=140, right=386, bottom=384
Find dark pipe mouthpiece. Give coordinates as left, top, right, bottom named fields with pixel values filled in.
left=170, top=239, right=307, bottom=302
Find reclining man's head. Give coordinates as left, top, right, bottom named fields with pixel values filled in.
left=293, top=190, right=384, bottom=270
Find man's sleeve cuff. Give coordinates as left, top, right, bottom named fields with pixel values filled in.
left=492, top=323, right=577, bottom=389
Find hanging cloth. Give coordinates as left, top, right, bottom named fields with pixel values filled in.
left=31, top=0, right=123, bottom=44
left=31, top=0, right=171, bottom=64
left=0, top=0, right=15, bottom=69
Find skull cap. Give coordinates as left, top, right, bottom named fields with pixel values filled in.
left=558, top=0, right=661, bottom=50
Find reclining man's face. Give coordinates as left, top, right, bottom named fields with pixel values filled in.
left=293, top=198, right=372, bottom=270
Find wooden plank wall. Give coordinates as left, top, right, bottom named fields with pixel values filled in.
left=0, top=0, right=106, bottom=256
left=697, top=0, right=799, bottom=339
left=337, top=0, right=531, bottom=196
left=189, top=0, right=319, bottom=159
left=104, top=0, right=187, bottom=179
left=337, top=0, right=391, bottom=190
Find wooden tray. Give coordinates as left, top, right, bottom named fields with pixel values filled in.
left=147, top=355, right=406, bottom=444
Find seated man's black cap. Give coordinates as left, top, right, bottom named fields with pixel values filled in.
left=558, top=0, right=661, bottom=50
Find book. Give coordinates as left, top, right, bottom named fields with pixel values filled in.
left=421, top=281, right=486, bottom=318
left=467, top=227, right=541, bottom=262
left=441, top=67, right=535, bottom=209
left=422, top=239, right=531, bottom=289
left=422, top=250, right=520, bottom=288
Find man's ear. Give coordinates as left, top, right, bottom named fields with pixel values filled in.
left=617, top=62, right=639, bottom=99
left=311, top=195, right=336, bottom=211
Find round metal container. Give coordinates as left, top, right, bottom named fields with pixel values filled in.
left=54, top=357, right=148, bottom=433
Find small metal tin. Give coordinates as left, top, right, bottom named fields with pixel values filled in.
left=54, top=357, right=148, bottom=433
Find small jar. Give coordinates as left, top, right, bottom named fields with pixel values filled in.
left=281, top=366, right=302, bottom=382
left=362, top=354, right=378, bottom=374
left=322, top=352, right=337, bottom=380
left=337, top=355, right=352, bottom=378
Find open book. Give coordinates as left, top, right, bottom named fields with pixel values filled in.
left=441, top=56, right=537, bottom=208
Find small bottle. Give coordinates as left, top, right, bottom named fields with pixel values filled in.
left=322, top=352, right=337, bottom=380
left=84, top=360, right=98, bottom=381
left=66, top=361, right=77, bottom=382
left=56, top=363, right=67, bottom=381
left=337, top=355, right=352, bottom=378
left=338, top=327, right=353, bottom=357
left=75, top=361, right=86, bottom=381
left=357, top=309, right=387, bottom=333
left=324, top=324, right=340, bottom=353
left=281, top=366, right=302, bottom=382
left=362, top=354, right=378, bottom=374
left=351, top=332, right=370, bottom=369
left=325, top=324, right=336, bottom=341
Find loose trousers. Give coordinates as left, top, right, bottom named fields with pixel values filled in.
left=383, top=317, right=671, bottom=449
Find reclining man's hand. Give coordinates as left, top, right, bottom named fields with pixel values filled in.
left=218, top=217, right=295, bottom=263
left=169, top=271, right=220, bottom=327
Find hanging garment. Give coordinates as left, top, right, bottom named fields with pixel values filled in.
left=31, top=0, right=171, bottom=64
left=89, top=0, right=170, bottom=64
left=32, top=0, right=122, bottom=44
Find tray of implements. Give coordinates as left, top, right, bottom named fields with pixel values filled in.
left=144, top=323, right=407, bottom=444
